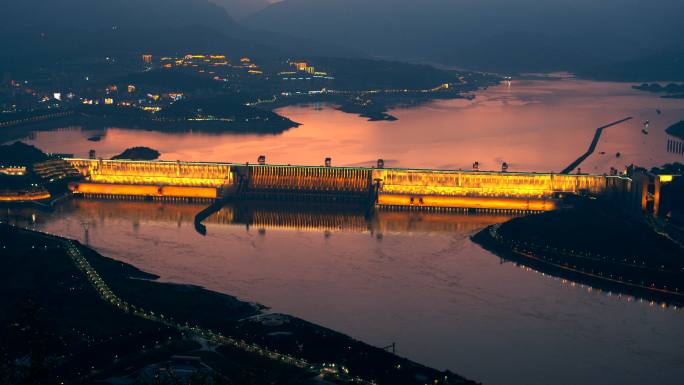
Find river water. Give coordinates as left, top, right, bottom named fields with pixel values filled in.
left=4, top=78, right=684, bottom=385
left=14, top=78, right=684, bottom=172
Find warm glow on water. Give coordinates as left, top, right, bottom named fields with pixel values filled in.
left=4, top=201, right=684, bottom=385
left=5, top=78, right=684, bottom=385
left=15, top=78, right=684, bottom=173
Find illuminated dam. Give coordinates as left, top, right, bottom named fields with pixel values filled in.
left=65, top=159, right=633, bottom=212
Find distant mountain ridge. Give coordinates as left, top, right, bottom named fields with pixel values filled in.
left=0, top=0, right=359, bottom=73
left=579, top=51, right=684, bottom=82
left=0, top=0, right=240, bottom=33
left=208, top=0, right=274, bottom=19
left=3, top=0, right=682, bottom=79
left=245, top=0, right=684, bottom=76
left=0, top=0, right=244, bottom=69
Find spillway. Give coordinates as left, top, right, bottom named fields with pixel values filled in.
left=65, top=159, right=633, bottom=212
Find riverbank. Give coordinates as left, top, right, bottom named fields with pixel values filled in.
left=0, top=110, right=299, bottom=145
left=632, top=83, right=684, bottom=99
left=264, top=93, right=443, bottom=122
left=0, top=222, right=477, bottom=385
left=78, top=109, right=300, bottom=135
left=666, top=121, right=684, bottom=139
left=472, top=198, right=684, bottom=305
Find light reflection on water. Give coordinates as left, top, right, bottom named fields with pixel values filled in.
left=3, top=200, right=683, bottom=385
left=4, top=78, right=684, bottom=384
left=11, top=78, right=684, bottom=173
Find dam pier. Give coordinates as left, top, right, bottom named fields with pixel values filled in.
left=63, top=158, right=635, bottom=214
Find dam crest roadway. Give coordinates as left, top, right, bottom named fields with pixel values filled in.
left=61, top=158, right=637, bottom=233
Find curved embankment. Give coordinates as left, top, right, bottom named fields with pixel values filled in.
left=1, top=223, right=477, bottom=385
left=560, top=117, right=633, bottom=174
left=472, top=202, right=684, bottom=305
left=0, top=189, right=51, bottom=202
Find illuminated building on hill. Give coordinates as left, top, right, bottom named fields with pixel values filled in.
left=0, top=166, right=27, bottom=176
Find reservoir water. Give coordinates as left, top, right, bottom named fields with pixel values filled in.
left=4, top=78, right=684, bottom=385
left=14, top=78, right=684, bottom=172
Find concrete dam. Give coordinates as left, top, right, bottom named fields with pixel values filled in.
left=65, top=159, right=632, bottom=213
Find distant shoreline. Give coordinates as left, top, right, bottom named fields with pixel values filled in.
left=0, top=113, right=299, bottom=144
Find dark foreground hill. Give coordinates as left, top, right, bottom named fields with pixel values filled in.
left=0, top=224, right=477, bottom=385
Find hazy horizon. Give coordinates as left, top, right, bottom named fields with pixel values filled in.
left=2, top=0, right=683, bottom=75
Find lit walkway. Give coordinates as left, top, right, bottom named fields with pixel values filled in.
left=9, top=224, right=374, bottom=384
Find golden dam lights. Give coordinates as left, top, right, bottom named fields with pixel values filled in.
left=67, top=159, right=233, bottom=188
left=63, top=159, right=632, bottom=211
left=376, top=194, right=557, bottom=212
left=69, top=184, right=218, bottom=199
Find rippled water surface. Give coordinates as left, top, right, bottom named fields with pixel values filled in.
left=14, top=78, right=684, bottom=172
left=5, top=78, right=684, bottom=385
left=3, top=200, right=683, bottom=385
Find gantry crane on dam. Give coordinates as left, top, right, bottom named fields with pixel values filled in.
left=63, top=157, right=637, bottom=214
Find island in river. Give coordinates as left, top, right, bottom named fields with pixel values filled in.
left=632, top=83, right=684, bottom=99
left=112, top=147, right=161, bottom=161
